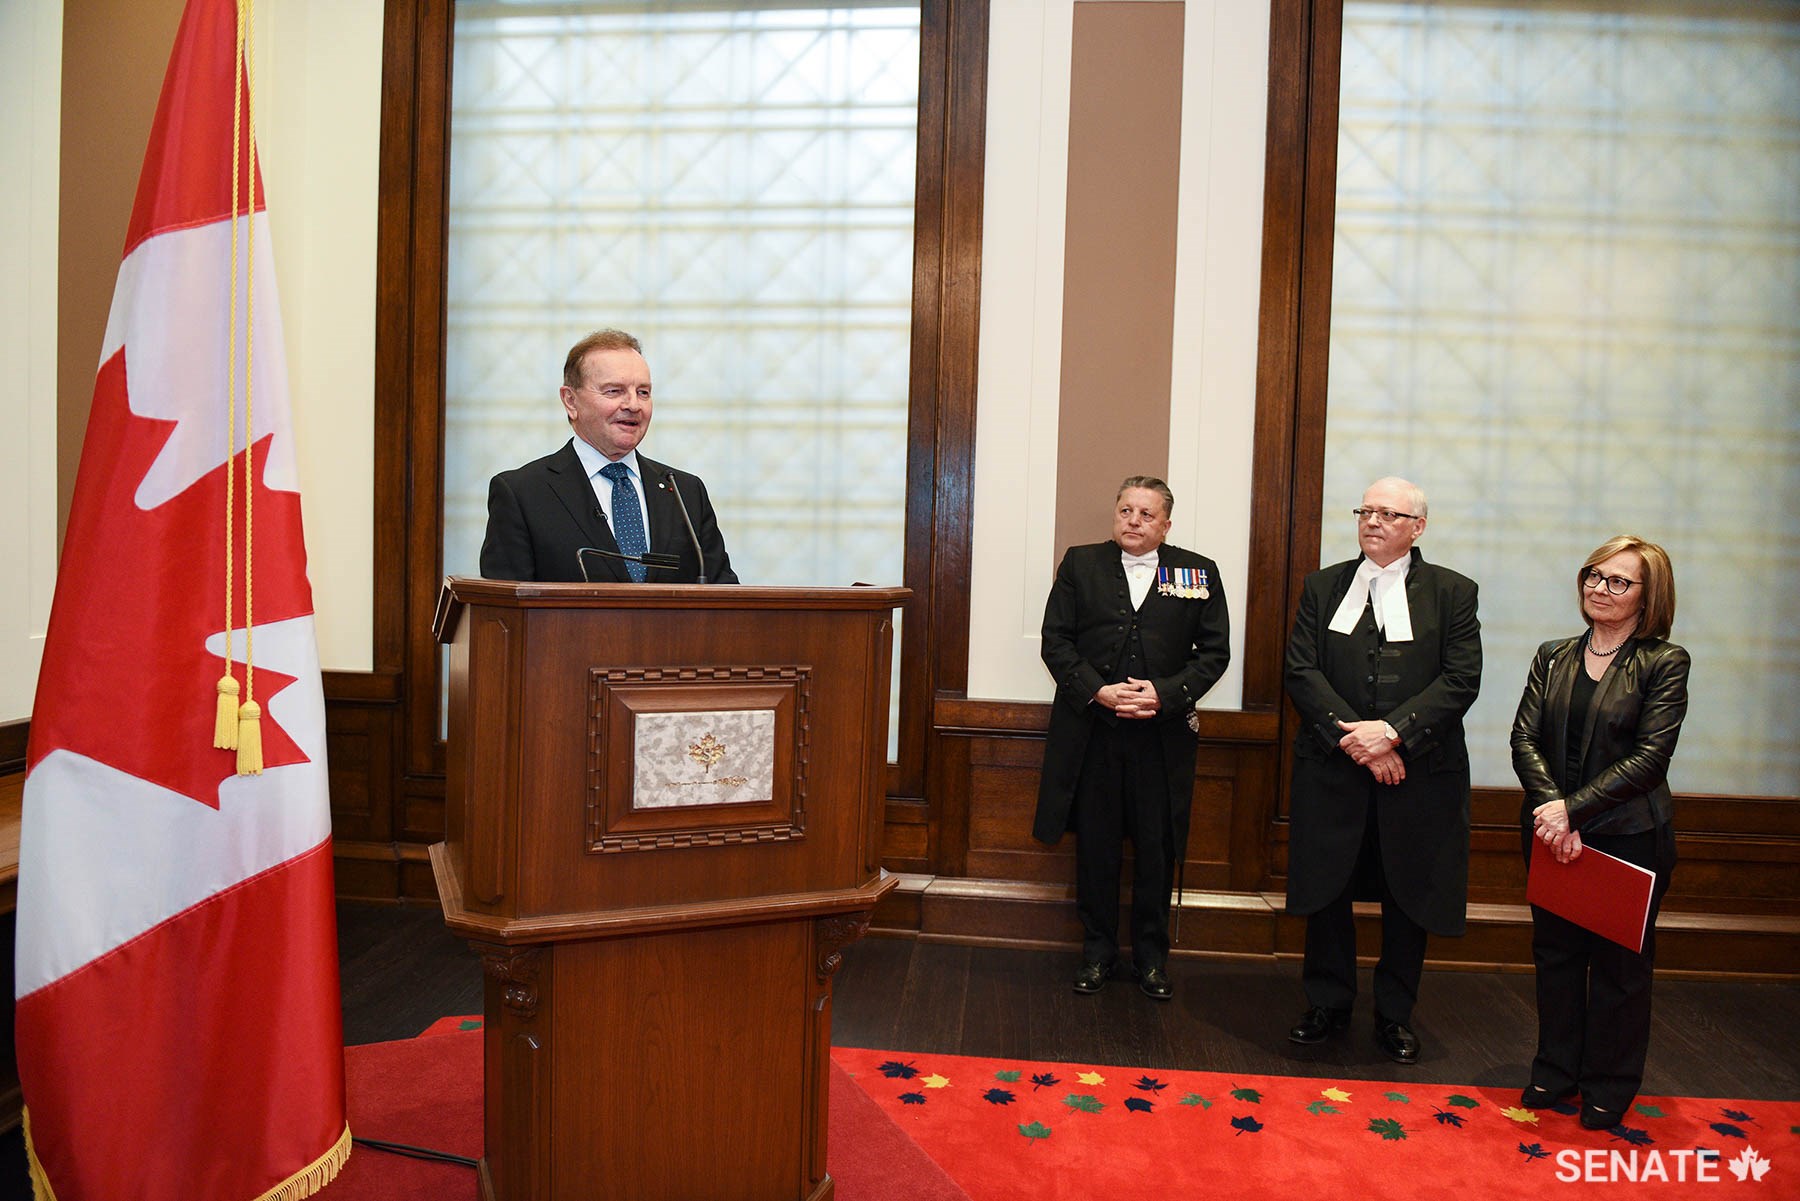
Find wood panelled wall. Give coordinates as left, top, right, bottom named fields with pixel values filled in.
left=332, top=0, right=1798, bottom=978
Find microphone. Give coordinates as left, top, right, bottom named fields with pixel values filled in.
left=662, top=471, right=708, bottom=586
left=576, top=546, right=681, bottom=583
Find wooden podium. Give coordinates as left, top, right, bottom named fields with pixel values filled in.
left=431, top=578, right=906, bottom=1201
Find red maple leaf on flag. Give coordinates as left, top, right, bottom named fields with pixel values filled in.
left=29, top=348, right=312, bottom=808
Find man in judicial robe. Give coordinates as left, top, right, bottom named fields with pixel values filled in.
left=480, top=328, right=737, bottom=584
left=1033, top=477, right=1231, bottom=1001
left=1284, top=477, right=1481, bottom=1063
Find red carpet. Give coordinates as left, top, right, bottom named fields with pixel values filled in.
left=831, top=1046, right=1800, bottom=1199
left=336, top=1021, right=967, bottom=1200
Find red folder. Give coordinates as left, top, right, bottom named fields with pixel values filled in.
left=1526, top=838, right=1657, bottom=953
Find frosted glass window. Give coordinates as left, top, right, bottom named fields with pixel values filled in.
left=1324, top=2, right=1800, bottom=795
left=442, top=1, right=920, bottom=593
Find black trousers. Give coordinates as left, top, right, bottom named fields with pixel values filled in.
left=1524, top=823, right=1675, bottom=1112
left=1301, top=793, right=1430, bottom=1023
left=1071, top=720, right=1173, bottom=971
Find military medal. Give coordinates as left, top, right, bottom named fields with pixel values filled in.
left=1197, top=568, right=1210, bottom=600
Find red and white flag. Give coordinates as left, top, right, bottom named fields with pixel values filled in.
left=16, top=1, right=349, bottom=1197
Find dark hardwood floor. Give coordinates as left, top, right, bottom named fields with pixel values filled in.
left=341, top=902, right=1800, bottom=1101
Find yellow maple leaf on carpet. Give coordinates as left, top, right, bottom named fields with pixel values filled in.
left=1501, top=1107, right=1540, bottom=1123
left=1077, top=1071, right=1106, bottom=1086
left=922, top=1074, right=951, bottom=1089
left=1322, top=1087, right=1352, bottom=1103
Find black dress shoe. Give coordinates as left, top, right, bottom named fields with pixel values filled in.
left=1072, top=961, right=1114, bottom=994
left=1136, top=965, right=1173, bottom=1001
left=1522, top=1084, right=1577, bottom=1110
left=1287, top=1006, right=1351, bottom=1044
left=1373, top=1017, right=1420, bottom=1064
left=1579, top=1104, right=1621, bottom=1131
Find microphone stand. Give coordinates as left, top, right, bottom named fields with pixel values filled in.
left=576, top=546, right=681, bottom=583
left=661, top=472, right=709, bottom=586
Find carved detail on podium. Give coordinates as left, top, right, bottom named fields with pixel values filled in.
left=587, top=665, right=812, bottom=853
left=814, top=911, right=871, bottom=982
left=477, top=944, right=544, bottom=1019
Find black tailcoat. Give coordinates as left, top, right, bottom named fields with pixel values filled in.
left=479, top=439, right=738, bottom=584
left=1283, top=549, right=1481, bottom=935
left=1032, top=541, right=1231, bottom=848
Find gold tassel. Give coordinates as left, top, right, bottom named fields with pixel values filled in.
left=23, top=1107, right=59, bottom=1201
left=236, top=699, right=264, bottom=775
left=251, top=1124, right=353, bottom=1201
left=214, top=674, right=242, bottom=749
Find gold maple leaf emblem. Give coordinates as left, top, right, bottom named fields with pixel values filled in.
left=687, top=733, right=727, bottom=774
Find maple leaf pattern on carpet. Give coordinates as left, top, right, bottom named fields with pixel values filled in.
left=832, top=1046, right=1800, bottom=1201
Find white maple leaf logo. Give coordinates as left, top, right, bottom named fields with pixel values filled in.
left=1726, top=1146, right=1772, bottom=1183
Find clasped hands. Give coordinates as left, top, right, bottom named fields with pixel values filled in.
left=1335, top=719, right=1404, bottom=786
left=1097, top=678, right=1160, bottom=719
left=1531, top=798, right=1584, bottom=863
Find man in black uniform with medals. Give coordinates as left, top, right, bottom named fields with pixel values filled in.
left=1032, top=476, right=1231, bottom=1000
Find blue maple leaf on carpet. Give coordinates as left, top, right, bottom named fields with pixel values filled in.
left=1030, top=1072, right=1061, bottom=1090
left=900, top=1093, right=926, bottom=1105
left=1124, top=1097, right=1155, bottom=1114
left=879, top=1061, right=920, bottom=1079
left=984, top=1088, right=1017, bottom=1106
left=1721, top=1108, right=1756, bottom=1125
left=1518, top=1143, right=1550, bottom=1161
left=1230, top=1115, right=1263, bottom=1136
left=1710, top=1123, right=1748, bottom=1140
left=1610, top=1126, right=1653, bottom=1146
left=1548, top=1100, right=1580, bottom=1117
left=1134, top=1076, right=1168, bottom=1093
left=1432, top=1109, right=1465, bottom=1128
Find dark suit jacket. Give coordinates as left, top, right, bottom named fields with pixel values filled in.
left=1283, top=550, right=1482, bottom=935
left=1032, top=541, right=1231, bottom=846
left=1510, top=634, right=1689, bottom=837
left=479, top=440, right=738, bottom=584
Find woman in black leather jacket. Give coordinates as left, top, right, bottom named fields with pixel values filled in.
left=1510, top=535, right=1688, bottom=1131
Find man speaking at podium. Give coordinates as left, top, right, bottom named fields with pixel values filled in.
left=479, top=329, right=739, bottom=583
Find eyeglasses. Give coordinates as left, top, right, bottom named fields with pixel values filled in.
left=1352, top=507, right=1421, bottom=525
left=1582, top=568, right=1641, bottom=595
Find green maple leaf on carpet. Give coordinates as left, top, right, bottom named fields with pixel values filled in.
left=1635, top=1104, right=1665, bottom=1119
left=1369, top=1118, right=1407, bottom=1141
left=1180, top=1094, right=1212, bottom=1108
left=1446, top=1095, right=1479, bottom=1109
left=1064, top=1094, right=1105, bottom=1113
left=1383, top=1091, right=1410, bottom=1104
left=994, top=1070, right=1022, bottom=1083
left=458, top=1019, right=483, bottom=1031
left=1018, top=1121, right=1051, bottom=1144
left=1230, top=1086, right=1262, bottom=1103
left=1306, top=1100, right=1340, bottom=1115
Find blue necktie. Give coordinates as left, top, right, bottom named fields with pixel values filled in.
left=599, top=461, right=648, bottom=582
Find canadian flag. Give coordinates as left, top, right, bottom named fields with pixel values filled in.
left=15, top=0, right=349, bottom=1198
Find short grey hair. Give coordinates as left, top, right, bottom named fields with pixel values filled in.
left=1117, top=475, right=1174, bottom=518
left=1367, top=476, right=1427, bottom=519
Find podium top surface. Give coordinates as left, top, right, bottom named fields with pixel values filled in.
left=434, top=576, right=910, bottom=643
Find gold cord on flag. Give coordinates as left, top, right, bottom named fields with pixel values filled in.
left=218, top=0, right=264, bottom=774
left=212, top=0, right=246, bottom=753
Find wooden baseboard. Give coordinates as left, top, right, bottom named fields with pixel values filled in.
left=871, top=874, right=1800, bottom=980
